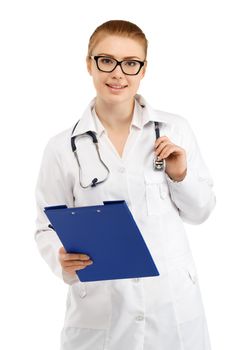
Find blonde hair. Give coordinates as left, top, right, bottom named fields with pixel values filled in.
left=87, top=20, right=148, bottom=58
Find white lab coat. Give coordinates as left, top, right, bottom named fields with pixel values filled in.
left=35, top=94, right=215, bottom=350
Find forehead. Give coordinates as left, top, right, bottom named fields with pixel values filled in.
left=92, top=35, right=145, bottom=59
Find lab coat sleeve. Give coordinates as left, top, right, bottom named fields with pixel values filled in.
left=165, top=119, right=216, bottom=224
left=34, top=138, right=79, bottom=285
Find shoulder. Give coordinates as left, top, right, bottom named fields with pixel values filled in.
left=149, top=108, right=196, bottom=149
left=138, top=94, right=198, bottom=150
left=138, top=94, right=192, bottom=132
left=153, top=108, right=191, bottom=130
left=43, top=127, right=73, bottom=157
left=149, top=107, right=195, bottom=141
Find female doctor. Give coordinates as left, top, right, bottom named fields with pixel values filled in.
left=35, top=20, right=216, bottom=350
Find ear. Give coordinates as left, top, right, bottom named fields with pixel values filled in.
left=140, top=60, right=147, bottom=79
left=86, top=56, right=92, bottom=76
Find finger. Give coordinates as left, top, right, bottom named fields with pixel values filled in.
left=63, top=266, right=87, bottom=273
left=63, top=253, right=91, bottom=261
left=159, top=145, right=181, bottom=160
left=63, top=259, right=93, bottom=268
left=63, top=260, right=93, bottom=272
left=59, top=246, right=66, bottom=254
left=155, top=140, right=173, bottom=156
left=58, top=246, right=69, bottom=262
left=155, top=136, right=170, bottom=148
left=62, top=262, right=93, bottom=271
left=58, top=247, right=67, bottom=263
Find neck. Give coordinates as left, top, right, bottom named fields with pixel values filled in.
left=94, top=97, right=135, bottom=131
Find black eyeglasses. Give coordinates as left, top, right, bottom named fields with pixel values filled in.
left=90, top=55, right=145, bottom=76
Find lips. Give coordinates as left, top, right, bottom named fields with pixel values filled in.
left=106, top=83, right=127, bottom=90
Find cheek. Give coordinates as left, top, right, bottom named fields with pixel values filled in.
left=92, top=73, right=107, bottom=89
left=92, top=76, right=104, bottom=92
left=128, top=77, right=142, bottom=91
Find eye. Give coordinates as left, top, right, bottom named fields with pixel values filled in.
left=99, top=57, right=114, bottom=65
left=124, top=60, right=138, bottom=67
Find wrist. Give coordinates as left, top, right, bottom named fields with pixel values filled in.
left=167, top=168, right=187, bottom=182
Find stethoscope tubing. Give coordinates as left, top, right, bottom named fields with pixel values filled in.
left=71, top=120, right=164, bottom=188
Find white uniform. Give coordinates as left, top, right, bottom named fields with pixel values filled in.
left=35, top=94, right=215, bottom=350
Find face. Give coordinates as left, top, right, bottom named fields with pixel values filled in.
left=86, top=35, right=147, bottom=106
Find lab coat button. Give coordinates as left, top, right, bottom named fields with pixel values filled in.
left=159, top=183, right=168, bottom=199
left=78, top=284, right=87, bottom=298
left=118, top=167, right=126, bottom=173
left=135, top=315, right=144, bottom=321
left=79, top=290, right=87, bottom=298
left=133, top=278, right=140, bottom=283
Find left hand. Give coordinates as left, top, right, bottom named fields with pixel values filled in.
left=154, top=136, right=187, bottom=182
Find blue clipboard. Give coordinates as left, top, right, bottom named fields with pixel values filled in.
left=44, top=200, right=159, bottom=282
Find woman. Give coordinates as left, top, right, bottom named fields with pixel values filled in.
left=35, top=20, right=215, bottom=350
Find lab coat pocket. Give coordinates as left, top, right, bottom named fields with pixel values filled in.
left=61, top=327, right=108, bottom=350
left=144, top=172, right=171, bottom=215
left=65, top=281, right=111, bottom=330
left=170, top=263, right=204, bottom=324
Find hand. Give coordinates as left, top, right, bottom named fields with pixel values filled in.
left=58, top=246, right=93, bottom=277
left=154, top=136, right=187, bottom=182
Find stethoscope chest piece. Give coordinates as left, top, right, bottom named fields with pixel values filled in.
left=153, top=121, right=164, bottom=171
left=153, top=158, right=165, bottom=171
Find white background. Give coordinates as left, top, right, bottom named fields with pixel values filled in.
left=0, top=0, right=232, bottom=349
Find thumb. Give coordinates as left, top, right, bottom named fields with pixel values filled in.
left=59, top=246, right=67, bottom=254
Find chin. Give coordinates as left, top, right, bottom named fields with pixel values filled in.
left=104, top=90, right=134, bottom=104
left=108, top=95, right=133, bottom=105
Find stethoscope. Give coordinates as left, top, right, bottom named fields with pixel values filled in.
left=71, top=121, right=164, bottom=188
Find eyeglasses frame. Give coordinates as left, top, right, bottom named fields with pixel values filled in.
left=89, top=55, right=146, bottom=76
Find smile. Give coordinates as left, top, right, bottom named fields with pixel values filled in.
left=106, top=84, right=128, bottom=90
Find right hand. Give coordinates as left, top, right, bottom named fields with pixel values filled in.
left=58, top=246, right=93, bottom=277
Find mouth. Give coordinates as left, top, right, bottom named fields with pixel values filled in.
left=106, top=83, right=128, bottom=90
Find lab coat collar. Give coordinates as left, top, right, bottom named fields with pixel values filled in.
left=71, top=94, right=168, bottom=137
left=71, top=97, right=97, bottom=137
left=136, top=94, right=168, bottom=127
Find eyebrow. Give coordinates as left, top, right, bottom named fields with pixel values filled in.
left=96, top=53, right=142, bottom=60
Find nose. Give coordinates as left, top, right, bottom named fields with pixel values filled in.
left=110, top=63, right=124, bottom=78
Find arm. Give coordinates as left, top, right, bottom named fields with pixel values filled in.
left=34, top=138, right=79, bottom=285
left=155, top=119, right=216, bottom=224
